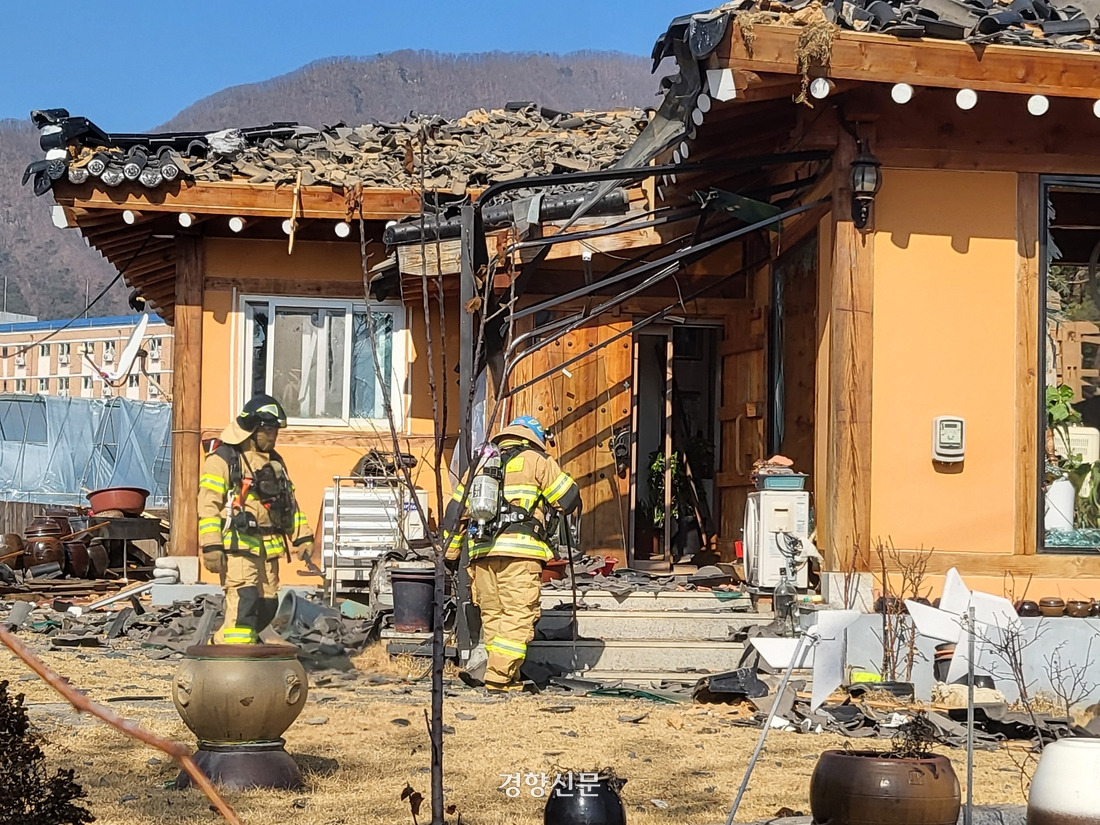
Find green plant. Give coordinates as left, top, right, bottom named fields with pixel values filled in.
left=1046, top=384, right=1083, bottom=482
left=0, top=679, right=93, bottom=825
left=646, top=450, right=693, bottom=528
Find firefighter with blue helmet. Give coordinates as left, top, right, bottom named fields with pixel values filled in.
left=443, top=415, right=580, bottom=692
left=198, top=393, right=315, bottom=643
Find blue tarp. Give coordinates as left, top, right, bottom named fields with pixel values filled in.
left=0, top=394, right=171, bottom=507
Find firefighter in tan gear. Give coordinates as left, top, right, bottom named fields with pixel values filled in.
left=444, top=416, right=580, bottom=693
left=198, top=394, right=315, bottom=644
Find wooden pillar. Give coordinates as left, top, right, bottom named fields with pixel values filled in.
left=825, top=129, right=875, bottom=573
left=169, top=235, right=204, bottom=556
left=1015, top=174, right=1040, bottom=555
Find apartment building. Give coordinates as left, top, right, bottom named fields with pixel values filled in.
left=0, top=315, right=173, bottom=402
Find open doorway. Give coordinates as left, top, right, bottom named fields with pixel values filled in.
left=629, top=323, right=721, bottom=570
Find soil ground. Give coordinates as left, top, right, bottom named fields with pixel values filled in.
left=2, top=640, right=1030, bottom=825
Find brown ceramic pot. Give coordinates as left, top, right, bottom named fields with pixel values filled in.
left=24, top=537, right=64, bottom=568
left=810, top=750, right=961, bottom=825
left=1039, top=597, right=1066, bottom=618
left=1016, top=600, right=1041, bottom=617
left=24, top=514, right=65, bottom=539
left=0, top=534, right=24, bottom=569
left=173, top=644, right=308, bottom=744
left=1066, top=600, right=1093, bottom=618
left=86, top=540, right=109, bottom=578
left=63, top=541, right=90, bottom=579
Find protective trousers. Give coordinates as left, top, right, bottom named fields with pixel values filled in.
left=215, top=552, right=280, bottom=644
left=469, top=557, right=542, bottom=686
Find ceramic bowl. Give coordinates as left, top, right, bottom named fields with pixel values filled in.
left=1016, top=600, right=1041, bottom=617
left=1066, top=600, right=1093, bottom=618
left=1039, top=597, right=1066, bottom=617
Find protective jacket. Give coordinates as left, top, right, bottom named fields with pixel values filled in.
left=444, top=437, right=580, bottom=563
left=197, top=442, right=313, bottom=557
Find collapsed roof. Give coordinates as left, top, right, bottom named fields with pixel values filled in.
left=24, top=105, right=649, bottom=198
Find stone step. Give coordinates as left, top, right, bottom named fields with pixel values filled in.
left=535, top=609, right=767, bottom=641
left=526, top=638, right=746, bottom=674
left=539, top=588, right=753, bottom=613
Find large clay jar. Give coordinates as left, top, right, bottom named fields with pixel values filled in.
left=810, top=750, right=961, bottom=825
left=24, top=514, right=64, bottom=539
left=173, top=644, right=307, bottom=790
left=86, top=540, right=109, bottom=578
left=0, top=534, right=24, bottom=569
left=544, top=774, right=627, bottom=825
left=63, top=541, right=90, bottom=579
left=1028, top=738, right=1100, bottom=825
left=24, top=537, right=63, bottom=568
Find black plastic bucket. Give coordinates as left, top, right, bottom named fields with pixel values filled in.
left=391, top=569, right=435, bottom=632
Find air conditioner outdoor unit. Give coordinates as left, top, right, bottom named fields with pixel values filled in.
left=14, top=355, right=25, bottom=367
left=103, top=350, right=115, bottom=364
left=57, top=354, right=69, bottom=366
left=743, top=490, right=811, bottom=589
left=149, top=346, right=161, bottom=362
left=149, top=384, right=159, bottom=397
left=58, top=389, right=68, bottom=397
left=101, top=386, right=113, bottom=398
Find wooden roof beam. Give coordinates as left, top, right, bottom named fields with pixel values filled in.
left=716, top=24, right=1100, bottom=99
left=51, top=180, right=425, bottom=221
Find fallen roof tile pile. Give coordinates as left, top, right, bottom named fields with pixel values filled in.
left=25, top=105, right=649, bottom=198
left=703, top=0, right=1100, bottom=49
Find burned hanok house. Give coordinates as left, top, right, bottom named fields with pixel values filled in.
left=27, top=0, right=1100, bottom=670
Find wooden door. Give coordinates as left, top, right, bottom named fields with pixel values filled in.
left=715, top=301, right=765, bottom=560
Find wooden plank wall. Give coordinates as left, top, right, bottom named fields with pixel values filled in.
left=776, top=234, right=818, bottom=478
left=0, top=501, right=47, bottom=536
left=506, top=316, right=632, bottom=564
left=715, top=300, right=766, bottom=560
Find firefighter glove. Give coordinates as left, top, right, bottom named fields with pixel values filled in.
left=202, top=546, right=227, bottom=575
left=297, top=541, right=314, bottom=564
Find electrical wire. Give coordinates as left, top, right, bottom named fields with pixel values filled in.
left=9, top=234, right=151, bottom=358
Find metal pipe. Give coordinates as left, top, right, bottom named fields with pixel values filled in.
left=966, top=606, right=975, bottom=825
left=725, top=632, right=811, bottom=825
left=458, top=205, right=475, bottom=474
left=384, top=189, right=632, bottom=245
left=512, top=199, right=821, bottom=324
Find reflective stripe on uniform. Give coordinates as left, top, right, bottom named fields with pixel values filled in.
left=469, top=532, right=551, bottom=562
left=200, top=474, right=227, bottom=494
left=220, top=532, right=285, bottom=557
left=502, top=482, right=539, bottom=511
left=543, top=471, right=573, bottom=504
left=222, top=627, right=257, bottom=644
left=451, top=483, right=465, bottom=502
left=486, top=636, right=527, bottom=660
left=198, top=517, right=222, bottom=539
left=293, top=512, right=309, bottom=529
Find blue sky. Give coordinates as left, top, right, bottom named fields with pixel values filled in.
left=0, top=1, right=681, bottom=132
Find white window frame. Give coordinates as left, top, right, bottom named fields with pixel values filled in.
left=39, top=343, right=49, bottom=358
left=36, top=378, right=48, bottom=393
left=15, top=379, right=27, bottom=394
left=240, top=295, right=407, bottom=428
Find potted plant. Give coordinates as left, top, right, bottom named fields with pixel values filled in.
left=809, top=713, right=960, bottom=825
left=1045, top=384, right=1083, bottom=534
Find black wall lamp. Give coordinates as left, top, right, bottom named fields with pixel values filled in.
left=850, top=151, right=882, bottom=230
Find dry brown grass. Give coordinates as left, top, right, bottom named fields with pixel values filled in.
left=2, top=642, right=1031, bottom=825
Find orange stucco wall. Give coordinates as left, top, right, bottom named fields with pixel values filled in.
left=870, top=169, right=1018, bottom=554
left=197, top=238, right=458, bottom=583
